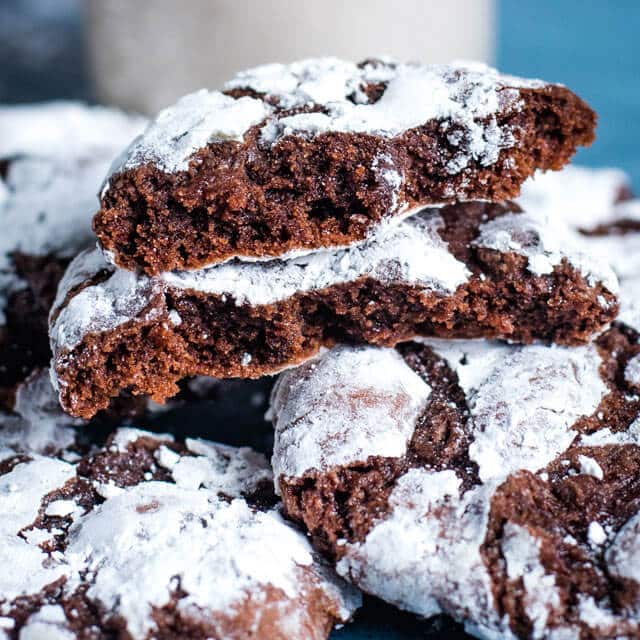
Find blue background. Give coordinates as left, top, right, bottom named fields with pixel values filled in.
left=499, top=0, right=640, bottom=189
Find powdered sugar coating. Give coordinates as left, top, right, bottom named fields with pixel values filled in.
left=110, top=90, right=272, bottom=175
left=625, top=354, right=640, bottom=388
left=110, top=58, right=547, bottom=182
left=518, top=166, right=630, bottom=231
left=162, top=210, right=470, bottom=304
left=0, top=455, right=75, bottom=601
left=271, top=346, right=431, bottom=480
left=501, top=523, right=563, bottom=638
left=0, top=429, right=360, bottom=638
left=229, top=58, right=541, bottom=175
left=465, top=344, right=606, bottom=482
left=49, top=249, right=163, bottom=357
left=475, top=211, right=618, bottom=292
left=0, top=104, right=144, bottom=327
left=272, top=341, right=606, bottom=484
left=0, top=369, right=80, bottom=454
left=0, top=102, right=146, bottom=160
left=270, top=337, right=639, bottom=638
left=336, top=469, right=510, bottom=638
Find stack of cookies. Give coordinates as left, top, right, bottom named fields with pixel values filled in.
left=2, top=58, right=640, bottom=639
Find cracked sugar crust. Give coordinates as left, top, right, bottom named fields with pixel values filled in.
left=270, top=323, right=640, bottom=639
left=49, top=201, right=618, bottom=419
left=95, top=57, right=596, bottom=274
left=0, top=428, right=360, bottom=640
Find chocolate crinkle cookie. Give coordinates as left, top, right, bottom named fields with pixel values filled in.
left=0, top=103, right=145, bottom=409
left=0, top=428, right=360, bottom=640
left=49, top=198, right=618, bottom=419
left=269, top=320, right=640, bottom=638
left=95, top=58, right=596, bottom=273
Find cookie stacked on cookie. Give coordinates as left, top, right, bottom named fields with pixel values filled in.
left=47, top=57, right=614, bottom=420
left=20, top=58, right=636, bottom=639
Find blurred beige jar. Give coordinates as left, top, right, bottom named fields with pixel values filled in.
left=87, top=0, right=495, bottom=114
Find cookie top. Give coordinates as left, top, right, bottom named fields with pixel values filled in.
left=0, top=428, right=360, bottom=639
left=110, top=59, right=543, bottom=177
left=518, top=165, right=632, bottom=231
left=50, top=202, right=617, bottom=356
left=270, top=326, right=640, bottom=638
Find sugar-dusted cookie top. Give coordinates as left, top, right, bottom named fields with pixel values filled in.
left=270, top=327, right=640, bottom=639
left=96, top=58, right=596, bottom=273
left=0, top=428, right=360, bottom=639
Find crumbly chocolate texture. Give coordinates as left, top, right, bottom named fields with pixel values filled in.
left=0, top=428, right=360, bottom=639
left=95, top=58, right=596, bottom=274
left=270, top=323, right=640, bottom=639
left=51, top=201, right=617, bottom=419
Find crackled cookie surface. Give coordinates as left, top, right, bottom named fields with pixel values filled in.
left=95, top=58, right=595, bottom=274
left=270, top=325, right=640, bottom=639
left=50, top=201, right=617, bottom=419
left=0, top=428, right=360, bottom=640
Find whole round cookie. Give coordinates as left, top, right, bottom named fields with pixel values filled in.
left=0, top=428, right=360, bottom=639
left=270, top=325, right=640, bottom=639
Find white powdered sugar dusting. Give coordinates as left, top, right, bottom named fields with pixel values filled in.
left=578, top=210, right=640, bottom=284
left=577, top=455, right=604, bottom=480
left=0, top=102, right=145, bottom=160
left=112, top=58, right=547, bottom=180
left=336, top=469, right=510, bottom=637
left=465, top=344, right=607, bottom=482
left=49, top=249, right=164, bottom=354
left=271, top=346, right=431, bottom=481
left=578, top=417, right=640, bottom=448
left=109, top=90, right=272, bottom=175
left=271, top=341, right=607, bottom=484
left=607, top=512, right=640, bottom=585
left=501, top=523, right=562, bottom=638
left=625, top=354, right=640, bottom=388
left=240, top=59, right=539, bottom=173
left=518, top=166, right=630, bottom=231
left=0, top=456, right=75, bottom=601
left=156, top=438, right=273, bottom=495
left=417, top=339, right=607, bottom=481
left=618, top=275, right=640, bottom=333
left=0, top=429, right=360, bottom=637
left=474, top=211, right=619, bottom=293
left=0, top=369, right=80, bottom=454
left=19, top=605, right=75, bottom=640
left=0, top=102, right=145, bottom=324
left=416, top=338, right=511, bottom=396
left=161, top=210, right=470, bottom=304
left=65, top=487, right=314, bottom=638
